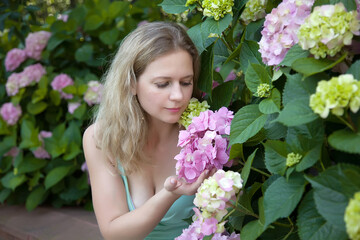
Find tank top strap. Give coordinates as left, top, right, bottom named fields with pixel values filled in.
left=118, top=162, right=136, bottom=211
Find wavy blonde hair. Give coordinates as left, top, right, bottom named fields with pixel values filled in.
left=93, top=22, right=200, bottom=174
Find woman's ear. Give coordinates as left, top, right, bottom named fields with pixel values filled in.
left=131, top=83, right=137, bottom=96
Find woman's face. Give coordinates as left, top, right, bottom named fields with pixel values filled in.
left=135, top=50, right=194, bottom=124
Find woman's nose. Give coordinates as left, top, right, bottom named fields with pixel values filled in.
left=169, top=83, right=183, bottom=101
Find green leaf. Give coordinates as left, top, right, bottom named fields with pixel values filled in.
left=241, top=220, right=265, bottom=240
left=305, top=164, right=360, bottom=231
left=297, top=190, right=348, bottom=240
left=239, top=40, right=263, bottom=72
left=291, top=53, right=347, bottom=77
left=347, top=59, right=360, bottom=80
left=264, top=173, right=306, bottom=227
left=26, top=186, right=46, bottom=211
left=208, top=81, right=233, bottom=109
left=280, top=44, right=309, bottom=67
left=245, top=63, right=271, bottom=93
left=99, top=28, right=119, bottom=45
left=75, top=44, right=93, bottom=63
left=230, top=104, right=267, bottom=145
left=49, top=90, right=61, bottom=106
left=276, top=98, right=318, bottom=126
left=229, top=143, right=243, bottom=160
left=259, top=88, right=281, bottom=114
left=263, top=140, right=287, bottom=175
left=328, top=129, right=360, bottom=154
left=264, top=113, right=287, bottom=140
left=47, top=33, right=70, bottom=51
left=330, top=0, right=356, bottom=11
left=44, top=166, right=72, bottom=190
left=84, top=15, right=104, bottom=31
left=26, top=101, right=48, bottom=115
left=245, top=18, right=265, bottom=42
left=73, top=103, right=87, bottom=119
left=1, top=172, right=27, bottom=190
left=17, top=157, right=47, bottom=174
left=159, top=0, right=187, bottom=14
left=241, top=149, right=257, bottom=186
left=19, top=120, right=40, bottom=149
left=0, top=188, right=11, bottom=203
left=282, top=73, right=318, bottom=106
left=32, top=88, right=47, bottom=103
left=296, top=144, right=322, bottom=172
left=187, top=24, right=206, bottom=54
left=198, top=44, right=214, bottom=97
left=63, top=143, right=82, bottom=160
left=109, top=1, right=130, bottom=19
left=201, top=14, right=232, bottom=36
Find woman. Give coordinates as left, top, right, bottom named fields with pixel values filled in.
left=83, top=22, right=212, bottom=240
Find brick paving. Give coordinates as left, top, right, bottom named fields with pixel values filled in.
left=0, top=205, right=102, bottom=240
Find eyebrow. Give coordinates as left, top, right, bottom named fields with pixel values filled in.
left=152, top=75, right=194, bottom=81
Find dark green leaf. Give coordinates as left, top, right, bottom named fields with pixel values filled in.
left=17, top=157, right=47, bottom=174
left=1, top=172, right=27, bottom=191
left=84, top=15, right=104, bottom=31
left=241, top=148, right=257, bottom=186
left=75, top=44, right=93, bottom=63
left=264, top=173, right=306, bottom=227
left=346, top=59, right=360, bottom=80
left=263, top=140, right=287, bottom=175
left=201, top=14, right=232, bottom=36
left=239, top=40, right=263, bottom=72
left=328, top=128, right=360, bottom=154
left=0, top=189, right=12, bottom=203
left=44, top=166, right=72, bottom=190
left=280, top=44, right=309, bottom=67
left=99, top=28, right=120, bottom=45
left=241, top=220, right=265, bottom=240
left=26, top=186, right=46, bottom=211
left=276, top=98, right=318, bottom=126
left=159, top=0, right=187, bottom=14
left=245, top=63, right=271, bottom=93
left=330, top=0, right=356, bottom=11
left=109, top=1, right=130, bottom=19
left=208, top=81, right=234, bottom=109
left=230, top=104, right=267, bottom=145
left=26, top=101, right=48, bottom=115
left=259, top=88, right=281, bottom=114
left=198, top=44, right=214, bottom=97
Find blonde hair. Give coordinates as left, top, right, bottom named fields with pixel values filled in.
left=93, top=22, right=200, bottom=174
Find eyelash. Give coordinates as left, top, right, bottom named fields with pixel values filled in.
left=155, top=81, right=192, bottom=88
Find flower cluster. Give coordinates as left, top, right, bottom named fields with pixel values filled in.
left=179, top=98, right=210, bottom=128
left=0, top=102, right=22, bottom=126
left=186, top=0, right=198, bottom=6
left=32, top=131, right=52, bottom=159
left=84, top=81, right=103, bottom=106
left=309, top=74, right=360, bottom=118
left=202, top=0, right=234, bottom=21
left=4, top=49, right=27, bottom=72
left=240, top=0, right=267, bottom=24
left=256, top=83, right=271, bottom=98
left=4, top=31, right=51, bottom=72
left=176, top=170, right=242, bottom=239
left=51, top=73, right=74, bottom=99
left=298, top=3, right=360, bottom=59
left=25, top=31, right=52, bottom=60
left=175, top=107, right=234, bottom=183
left=259, top=0, right=314, bottom=66
left=286, top=152, right=302, bottom=167
left=5, top=63, right=46, bottom=96
left=345, top=192, right=360, bottom=240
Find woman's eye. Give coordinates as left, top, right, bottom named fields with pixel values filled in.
left=155, top=82, right=169, bottom=88
left=181, top=81, right=193, bottom=86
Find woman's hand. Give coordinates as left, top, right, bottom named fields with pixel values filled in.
left=164, top=168, right=216, bottom=196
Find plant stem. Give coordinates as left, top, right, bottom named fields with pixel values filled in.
left=336, top=115, right=356, bottom=132
left=223, top=208, right=236, bottom=221
left=237, top=161, right=271, bottom=177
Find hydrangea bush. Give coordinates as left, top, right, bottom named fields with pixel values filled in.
left=161, top=0, right=360, bottom=239
left=0, top=0, right=172, bottom=210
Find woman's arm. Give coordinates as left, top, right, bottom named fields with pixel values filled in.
left=83, top=125, right=208, bottom=240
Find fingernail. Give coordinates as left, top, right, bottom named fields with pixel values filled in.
left=171, top=179, right=176, bottom=184
left=205, top=170, right=209, bottom=175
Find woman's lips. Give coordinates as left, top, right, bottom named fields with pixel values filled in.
left=166, top=107, right=181, bottom=112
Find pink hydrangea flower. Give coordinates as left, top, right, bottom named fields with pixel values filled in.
left=259, top=0, right=314, bottom=66
left=0, top=102, right=22, bottom=125
left=68, top=102, right=81, bottom=114
left=32, top=146, right=51, bottom=159
left=5, top=48, right=27, bottom=71
left=23, top=63, right=46, bottom=83
left=4, top=147, right=20, bottom=158
left=25, top=31, right=51, bottom=60
left=5, top=73, right=21, bottom=96
left=175, top=108, right=234, bottom=183
left=51, top=73, right=74, bottom=99
left=84, top=81, right=103, bottom=106
left=57, top=14, right=68, bottom=22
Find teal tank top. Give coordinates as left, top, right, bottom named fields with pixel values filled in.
left=118, top=164, right=195, bottom=239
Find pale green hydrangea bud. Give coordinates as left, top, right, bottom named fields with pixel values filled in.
left=202, top=0, right=234, bottom=21
left=256, top=83, right=271, bottom=98
left=298, top=3, right=360, bottom=59
left=286, top=152, right=302, bottom=167
left=186, top=0, right=198, bottom=6
left=179, top=98, right=210, bottom=128
left=344, top=192, right=360, bottom=240
left=240, top=0, right=267, bottom=24
left=310, top=74, right=360, bottom=118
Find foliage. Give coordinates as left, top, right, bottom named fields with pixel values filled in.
left=161, top=0, right=360, bottom=239
left=0, top=0, right=171, bottom=210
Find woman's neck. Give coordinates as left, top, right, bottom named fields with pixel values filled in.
left=146, top=120, right=179, bottom=151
